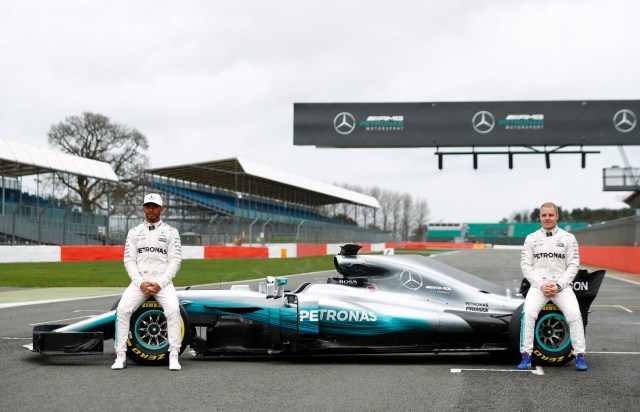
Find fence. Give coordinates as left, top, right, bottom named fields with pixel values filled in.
left=572, top=214, right=640, bottom=247
left=0, top=203, right=109, bottom=245
left=1, top=204, right=390, bottom=246
left=5, top=200, right=637, bottom=248
left=110, top=214, right=390, bottom=246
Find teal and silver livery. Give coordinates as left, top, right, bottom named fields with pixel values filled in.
left=27, top=244, right=605, bottom=367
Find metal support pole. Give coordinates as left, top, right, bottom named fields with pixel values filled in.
left=38, top=205, right=49, bottom=244
left=1, top=161, right=5, bottom=215
left=12, top=204, right=22, bottom=244
left=262, top=220, right=271, bottom=245
left=248, top=218, right=258, bottom=246
left=106, top=184, right=111, bottom=245
left=36, top=173, right=40, bottom=209
left=295, top=220, right=306, bottom=243
left=63, top=207, right=71, bottom=245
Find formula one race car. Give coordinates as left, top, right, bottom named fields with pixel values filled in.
left=27, top=245, right=605, bottom=366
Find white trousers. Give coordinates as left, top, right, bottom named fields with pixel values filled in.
left=521, top=287, right=586, bottom=355
left=115, top=283, right=182, bottom=353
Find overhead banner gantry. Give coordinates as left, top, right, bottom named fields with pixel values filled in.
left=293, top=100, right=640, bottom=169
left=294, top=100, right=639, bottom=147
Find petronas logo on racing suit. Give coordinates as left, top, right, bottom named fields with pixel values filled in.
left=137, top=246, right=168, bottom=254
left=532, top=252, right=565, bottom=259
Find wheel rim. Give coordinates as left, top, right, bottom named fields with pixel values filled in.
left=535, top=313, right=571, bottom=352
left=134, top=309, right=169, bottom=350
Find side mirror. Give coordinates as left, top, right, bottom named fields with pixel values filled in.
left=261, top=276, right=288, bottom=298
left=275, top=277, right=288, bottom=298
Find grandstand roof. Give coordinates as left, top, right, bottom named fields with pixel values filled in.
left=146, top=157, right=380, bottom=208
left=0, top=138, right=119, bottom=182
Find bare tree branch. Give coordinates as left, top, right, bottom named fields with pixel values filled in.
left=47, top=112, right=149, bottom=212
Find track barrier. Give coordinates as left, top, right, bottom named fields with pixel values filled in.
left=1, top=243, right=638, bottom=274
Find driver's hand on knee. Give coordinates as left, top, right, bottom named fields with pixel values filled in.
left=542, top=283, right=557, bottom=297
left=141, top=282, right=160, bottom=296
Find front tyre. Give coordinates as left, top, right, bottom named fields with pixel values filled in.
left=509, top=303, right=574, bottom=366
left=126, top=298, right=190, bottom=366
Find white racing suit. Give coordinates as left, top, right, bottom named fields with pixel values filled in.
left=520, top=227, right=585, bottom=354
left=115, top=220, right=182, bottom=353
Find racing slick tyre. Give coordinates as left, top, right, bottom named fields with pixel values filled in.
left=112, top=297, right=190, bottom=366
left=509, top=303, right=574, bottom=366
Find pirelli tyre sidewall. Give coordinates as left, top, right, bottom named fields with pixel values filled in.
left=510, top=303, right=574, bottom=366
left=125, top=298, right=189, bottom=366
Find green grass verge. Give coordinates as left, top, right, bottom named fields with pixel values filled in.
left=0, top=249, right=439, bottom=288
left=392, top=249, right=439, bottom=255
left=0, top=256, right=335, bottom=288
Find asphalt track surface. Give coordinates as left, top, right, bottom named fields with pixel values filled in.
left=1, top=249, right=639, bottom=412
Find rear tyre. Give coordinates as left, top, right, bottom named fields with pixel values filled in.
left=509, top=303, right=574, bottom=366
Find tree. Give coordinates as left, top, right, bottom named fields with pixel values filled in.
left=366, top=185, right=382, bottom=229
left=389, top=191, right=402, bottom=241
left=400, top=193, right=413, bottom=241
left=567, top=207, right=634, bottom=223
left=412, top=198, right=430, bottom=241
left=512, top=209, right=530, bottom=223
left=332, top=184, right=432, bottom=240
left=378, top=189, right=394, bottom=233
left=47, top=112, right=149, bottom=213
left=332, top=213, right=358, bottom=226
left=529, top=208, right=540, bottom=222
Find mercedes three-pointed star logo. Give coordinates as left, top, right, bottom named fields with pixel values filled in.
left=472, top=111, right=495, bottom=134
left=400, top=269, right=423, bottom=290
left=333, top=112, right=356, bottom=135
left=613, top=109, right=637, bottom=133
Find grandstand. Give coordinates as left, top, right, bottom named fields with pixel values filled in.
left=1, top=138, right=117, bottom=245
left=148, top=178, right=336, bottom=224
left=1, top=139, right=387, bottom=245
left=139, top=158, right=385, bottom=245
left=426, top=223, right=466, bottom=242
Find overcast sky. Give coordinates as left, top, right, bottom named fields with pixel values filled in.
left=1, top=1, right=639, bottom=222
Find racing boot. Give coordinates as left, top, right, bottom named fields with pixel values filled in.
left=111, top=352, right=126, bottom=370
left=516, top=352, right=531, bottom=370
left=169, top=350, right=181, bottom=371
left=575, top=353, right=588, bottom=371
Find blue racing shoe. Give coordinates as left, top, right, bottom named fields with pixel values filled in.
left=575, top=353, right=588, bottom=371
left=517, top=353, right=531, bottom=370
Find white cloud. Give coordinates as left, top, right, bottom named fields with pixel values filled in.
left=1, top=0, right=639, bottom=222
